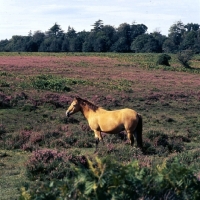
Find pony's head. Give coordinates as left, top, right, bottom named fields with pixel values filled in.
left=66, top=96, right=82, bottom=117
left=66, top=96, right=99, bottom=117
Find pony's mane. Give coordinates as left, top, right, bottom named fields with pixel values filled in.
left=76, top=97, right=99, bottom=112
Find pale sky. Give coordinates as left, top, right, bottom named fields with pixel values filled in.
left=0, top=0, right=199, bottom=40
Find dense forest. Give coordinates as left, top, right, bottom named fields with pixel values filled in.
left=0, top=20, right=200, bottom=53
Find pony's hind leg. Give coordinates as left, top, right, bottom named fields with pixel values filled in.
left=134, top=114, right=143, bottom=148
left=127, top=130, right=134, bottom=146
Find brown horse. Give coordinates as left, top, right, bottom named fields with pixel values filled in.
left=66, top=96, right=143, bottom=150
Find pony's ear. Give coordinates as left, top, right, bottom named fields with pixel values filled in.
left=74, top=96, right=80, bottom=101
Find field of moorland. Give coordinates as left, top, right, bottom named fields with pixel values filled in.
left=0, top=52, right=200, bottom=199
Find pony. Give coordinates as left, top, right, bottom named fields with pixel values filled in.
left=66, top=96, right=143, bottom=151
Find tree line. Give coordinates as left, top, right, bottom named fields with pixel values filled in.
left=0, top=20, right=199, bottom=53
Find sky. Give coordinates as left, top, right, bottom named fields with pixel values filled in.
left=0, top=0, right=199, bottom=40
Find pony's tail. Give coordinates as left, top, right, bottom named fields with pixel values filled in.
left=136, top=113, right=143, bottom=148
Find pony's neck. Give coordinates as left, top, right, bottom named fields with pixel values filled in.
left=80, top=104, right=93, bottom=119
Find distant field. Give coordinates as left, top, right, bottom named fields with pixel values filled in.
left=0, top=53, right=200, bottom=199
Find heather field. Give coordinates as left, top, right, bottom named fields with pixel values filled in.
left=0, top=52, right=200, bottom=199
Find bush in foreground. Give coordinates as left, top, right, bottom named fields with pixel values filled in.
left=20, top=156, right=200, bottom=200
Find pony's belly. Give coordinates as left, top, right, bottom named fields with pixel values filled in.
left=101, top=124, right=125, bottom=134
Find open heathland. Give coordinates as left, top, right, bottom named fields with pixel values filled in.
left=0, top=52, right=200, bottom=199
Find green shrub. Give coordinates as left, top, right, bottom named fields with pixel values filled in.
left=31, top=74, right=71, bottom=92
left=147, top=159, right=200, bottom=199
left=20, top=157, right=200, bottom=200
left=156, top=54, right=171, bottom=66
left=31, top=75, right=92, bottom=92
left=167, top=149, right=200, bottom=170
left=177, top=50, right=194, bottom=68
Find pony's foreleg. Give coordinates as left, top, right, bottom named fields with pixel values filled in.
left=94, top=130, right=102, bottom=152
left=100, top=131, right=104, bottom=145
left=127, top=130, right=134, bottom=146
left=95, top=138, right=100, bottom=152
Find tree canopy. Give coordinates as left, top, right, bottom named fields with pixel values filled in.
left=0, top=20, right=199, bottom=53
